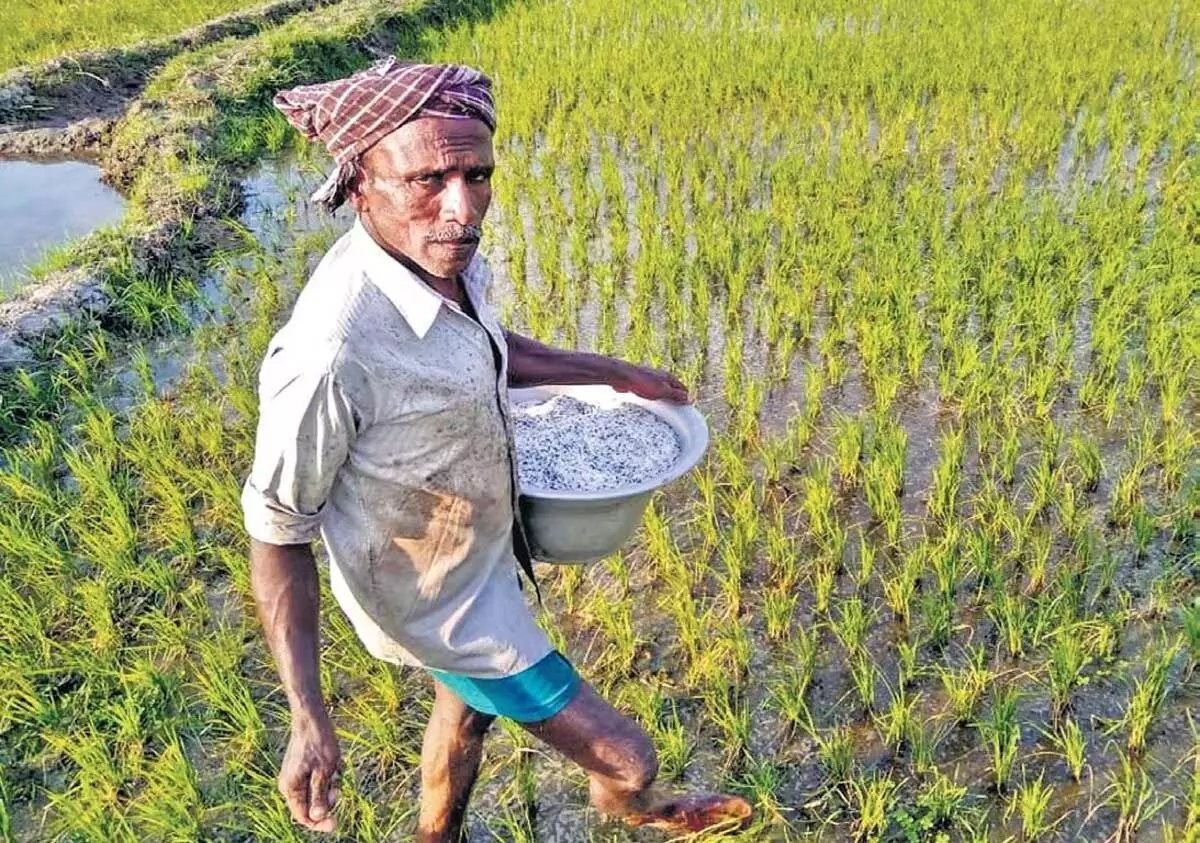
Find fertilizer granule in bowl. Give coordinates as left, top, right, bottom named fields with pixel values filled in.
left=513, top=395, right=682, bottom=492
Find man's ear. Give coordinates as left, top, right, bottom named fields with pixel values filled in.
left=345, top=168, right=367, bottom=214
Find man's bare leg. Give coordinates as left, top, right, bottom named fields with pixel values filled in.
left=417, top=679, right=497, bottom=843
left=521, top=682, right=752, bottom=834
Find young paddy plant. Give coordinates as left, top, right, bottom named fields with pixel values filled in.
left=976, top=685, right=1021, bottom=792
left=1044, top=717, right=1087, bottom=783
left=848, top=773, right=900, bottom=843
left=1114, top=637, right=1180, bottom=757
left=1005, top=771, right=1057, bottom=841
left=1046, top=627, right=1091, bottom=720
left=1104, top=752, right=1169, bottom=843
left=768, top=626, right=818, bottom=733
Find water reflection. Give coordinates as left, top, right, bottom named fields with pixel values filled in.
left=0, top=158, right=126, bottom=294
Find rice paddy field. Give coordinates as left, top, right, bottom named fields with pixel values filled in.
left=0, top=0, right=259, bottom=73
left=1, top=0, right=1198, bottom=840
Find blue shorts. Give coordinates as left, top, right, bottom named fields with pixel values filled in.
left=426, top=650, right=582, bottom=722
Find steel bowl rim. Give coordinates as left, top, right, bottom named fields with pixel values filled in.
left=509, top=383, right=710, bottom=502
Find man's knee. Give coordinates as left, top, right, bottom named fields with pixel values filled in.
left=459, top=708, right=495, bottom=740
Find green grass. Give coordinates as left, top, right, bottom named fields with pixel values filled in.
left=0, top=0, right=263, bottom=73
left=0, top=0, right=1198, bottom=838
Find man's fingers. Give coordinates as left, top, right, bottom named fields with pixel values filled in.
left=282, top=776, right=314, bottom=828
left=310, top=767, right=338, bottom=820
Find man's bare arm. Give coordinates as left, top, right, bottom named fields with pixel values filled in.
left=250, top=539, right=342, bottom=834
left=503, top=330, right=690, bottom=403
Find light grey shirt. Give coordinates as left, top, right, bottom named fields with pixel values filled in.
left=242, top=220, right=551, bottom=678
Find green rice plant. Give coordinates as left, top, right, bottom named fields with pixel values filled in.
left=802, top=458, right=838, bottom=541
left=896, top=634, right=921, bottom=689
left=849, top=651, right=880, bottom=713
left=874, top=685, right=919, bottom=752
left=1005, top=771, right=1056, bottom=841
left=928, top=426, right=966, bottom=522
left=769, top=627, right=817, bottom=732
left=914, top=770, right=968, bottom=831
left=919, top=592, right=955, bottom=651
left=764, top=584, right=799, bottom=642
left=657, top=701, right=692, bottom=781
left=1104, top=752, right=1169, bottom=843
left=1044, top=718, right=1087, bottom=783
left=848, top=773, right=899, bottom=842
left=812, top=556, right=837, bottom=616
left=907, top=717, right=947, bottom=776
left=1184, top=730, right=1200, bottom=839
left=882, top=559, right=918, bottom=627
left=1114, top=637, right=1180, bottom=757
left=1181, top=600, right=1200, bottom=678
left=816, top=726, right=856, bottom=790
left=940, top=647, right=992, bottom=725
left=1046, top=628, right=1090, bottom=719
left=832, top=596, right=874, bottom=656
left=703, top=679, right=751, bottom=769
left=1108, top=457, right=1148, bottom=528
left=853, top=529, right=877, bottom=591
left=988, top=589, right=1030, bottom=659
left=996, top=426, right=1021, bottom=486
left=832, top=414, right=866, bottom=487
left=1129, top=503, right=1156, bottom=560
left=976, top=686, right=1021, bottom=792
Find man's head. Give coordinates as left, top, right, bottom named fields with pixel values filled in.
left=348, top=116, right=493, bottom=280
left=273, top=59, right=497, bottom=279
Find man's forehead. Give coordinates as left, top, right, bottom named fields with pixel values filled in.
left=368, top=117, right=493, bottom=171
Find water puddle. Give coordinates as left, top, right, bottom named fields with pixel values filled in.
left=0, top=157, right=126, bottom=295
left=239, top=153, right=351, bottom=243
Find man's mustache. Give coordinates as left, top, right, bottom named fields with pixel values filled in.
left=426, top=224, right=483, bottom=243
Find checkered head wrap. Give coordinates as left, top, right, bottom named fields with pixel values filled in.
left=273, top=57, right=496, bottom=210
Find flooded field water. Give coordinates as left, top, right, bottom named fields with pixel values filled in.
left=0, top=158, right=126, bottom=294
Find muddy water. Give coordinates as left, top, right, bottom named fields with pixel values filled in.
left=240, top=154, right=351, bottom=242
left=0, top=158, right=125, bottom=294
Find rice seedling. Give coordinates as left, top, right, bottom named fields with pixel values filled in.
left=1045, top=718, right=1088, bottom=784
left=1046, top=629, right=1090, bottom=720
left=1113, top=637, right=1180, bottom=757
left=816, top=725, right=856, bottom=791
left=1103, top=752, right=1169, bottom=843
left=1006, top=771, right=1057, bottom=841
left=977, top=686, right=1022, bottom=792
left=848, top=773, right=899, bottom=842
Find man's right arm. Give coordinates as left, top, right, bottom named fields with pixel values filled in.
left=242, top=346, right=363, bottom=834
left=251, top=539, right=341, bottom=833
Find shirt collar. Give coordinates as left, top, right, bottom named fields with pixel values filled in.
left=351, top=220, right=495, bottom=339
left=353, top=220, right=495, bottom=341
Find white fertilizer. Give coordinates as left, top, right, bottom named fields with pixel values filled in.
left=513, top=395, right=682, bottom=492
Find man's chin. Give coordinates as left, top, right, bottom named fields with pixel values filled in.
left=424, top=243, right=478, bottom=277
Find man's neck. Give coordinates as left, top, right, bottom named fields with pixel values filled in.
left=361, top=219, right=464, bottom=305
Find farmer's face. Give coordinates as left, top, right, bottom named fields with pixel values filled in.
left=351, top=116, right=494, bottom=281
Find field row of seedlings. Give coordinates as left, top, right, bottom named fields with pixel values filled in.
left=0, top=0, right=1197, bottom=839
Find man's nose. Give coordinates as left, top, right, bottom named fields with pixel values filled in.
left=440, top=176, right=476, bottom=225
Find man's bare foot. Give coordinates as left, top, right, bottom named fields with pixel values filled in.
left=623, top=793, right=753, bottom=835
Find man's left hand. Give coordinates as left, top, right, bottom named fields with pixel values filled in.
left=609, top=361, right=691, bottom=404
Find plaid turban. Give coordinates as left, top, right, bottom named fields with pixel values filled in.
left=273, top=57, right=496, bottom=209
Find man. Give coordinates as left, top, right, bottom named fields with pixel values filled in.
left=243, top=59, right=752, bottom=840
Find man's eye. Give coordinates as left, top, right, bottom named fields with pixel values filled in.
left=469, top=171, right=492, bottom=183
left=413, top=174, right=441, bottom=186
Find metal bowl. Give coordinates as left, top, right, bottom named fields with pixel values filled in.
left=509, top=383, right=710, bottom=564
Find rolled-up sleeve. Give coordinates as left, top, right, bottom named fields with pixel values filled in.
left=242, top=341, right=359, bottom=546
